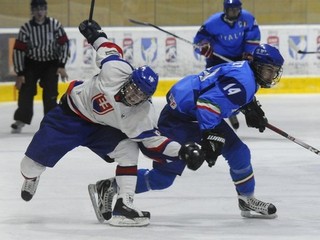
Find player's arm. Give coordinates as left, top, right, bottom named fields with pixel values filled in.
left=243, top=14, right=261, bottom=54
left=193, top=24, right=214, bottom=58
left=196, top=98, right=226, bottom=167
left=78, top=20, right=124, bottom=67
left=134, top=130, right=205, bottom=171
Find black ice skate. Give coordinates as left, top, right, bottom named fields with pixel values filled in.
left=88, top=178, right=117, bottom=223
left=21, top=176, right=40, bottom=201
left=11, top=121, right=25, bottom=134
left=109, top=193, right=150, bottom=227
left=228, top=115, right=239, bottom=130
left=238, top=194, right=277, bottom=219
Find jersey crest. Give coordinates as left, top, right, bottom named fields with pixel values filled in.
left=91, top=93, right=114, bottom=115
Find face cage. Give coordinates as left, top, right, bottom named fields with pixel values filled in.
left=120, top=80, right=149, bottom=106
left=225, top=7, right=241, bottom=21
left=253, top=63, right=283, bottom=88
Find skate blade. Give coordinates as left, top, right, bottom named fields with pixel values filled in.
left=109, top=216, right=150, bottom=227
left=241, top=210, right=278, bottom=219
left=88, top=184, right=105, bottom=223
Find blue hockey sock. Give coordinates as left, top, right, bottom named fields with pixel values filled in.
left=230, top=165, right=255, bottom=195
left=135, top=168, right=177, bottom=193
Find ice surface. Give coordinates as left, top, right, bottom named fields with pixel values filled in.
left=1, top=95, right=320, bottom=240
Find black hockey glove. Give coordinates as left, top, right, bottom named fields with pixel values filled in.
left=241, top=97, right=268, bottom=133
left=179, top=142, right=205, bottom=171
left=201, top=130, right=225, bottom=167
left=78, top=20, right=107, bottom=45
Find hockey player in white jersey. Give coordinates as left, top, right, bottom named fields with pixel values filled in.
left=19, top=20, right=204, bottom=227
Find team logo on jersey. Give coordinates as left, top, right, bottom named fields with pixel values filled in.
left=168, top=92, right=177, bottom=109
left=288, top=35, right=307, bottom=60
left=165, top=37, right=177, bottom=63
left=91, top=93, right=114, bottom=115
left=123, top=38, right=134, bottom=64
left=141, top=38, right=158, bottom=64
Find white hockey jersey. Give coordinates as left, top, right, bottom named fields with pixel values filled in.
left=66, top=37, right=181, bottom=159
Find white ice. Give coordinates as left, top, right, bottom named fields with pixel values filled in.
left=1, top=95, right=320, bottom=240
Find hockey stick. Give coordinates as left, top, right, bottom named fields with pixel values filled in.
left=128, top=18, right=232, bottom=63
left=266, top=123, right=320, bottom=156
left=288, top=38, right=320, bottom=54
left=88, top=0, right=95, bottom=23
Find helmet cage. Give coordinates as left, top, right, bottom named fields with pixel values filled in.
left=252, top=62, right=283, bottom=88
left=224, top=0, right=242, bottom=21
left=119, top=79, right=149, bottom=106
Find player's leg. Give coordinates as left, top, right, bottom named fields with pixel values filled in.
left=11, top=69, right=38, bottom=133
left=40, top=62, right=59, bottom=114
left=88, top=136, right=150, bottom=226
left=20, top=106, right=95, bottom=201
left=135, top=105, right=200, bottom=193
left=217, top=120, right=277, bottom=218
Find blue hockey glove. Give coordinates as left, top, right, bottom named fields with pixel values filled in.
left=201, top=130, right=225, bottom=167
left=78, top=20, right=107, bottom=45
left=179, top=142, right=205, bottom=171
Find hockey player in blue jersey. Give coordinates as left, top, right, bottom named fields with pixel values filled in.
left=90, top=44, right=284, bottom=221
left=194, top=0, right=261, bottom=130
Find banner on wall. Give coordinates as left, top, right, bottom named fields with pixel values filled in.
left=2, top=25, right=320, bottom=82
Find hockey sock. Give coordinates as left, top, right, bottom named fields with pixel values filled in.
left=135, top=168, right=177, bottom=193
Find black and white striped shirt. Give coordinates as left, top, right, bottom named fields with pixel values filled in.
left=13, top=17, right=69, bottom=76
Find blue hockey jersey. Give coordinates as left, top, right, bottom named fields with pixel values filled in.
left=194, top=10, right=260, bottom=58
left=166, top=61, right=258, bottom=131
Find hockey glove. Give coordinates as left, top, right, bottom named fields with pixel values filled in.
left=201, top=130, right=225, bottom=167
left=179, top=142, right=205, bottom=171
left=241, top=97, right=268, bottom=133
left=199, top=43, right=213, bottom=58
left=78, top=20, right=107, bottom=45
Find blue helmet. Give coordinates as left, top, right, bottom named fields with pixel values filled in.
left=252, top=44, right=285, bottom=88
left=131, top=65, right=158, bottom=97
left=116, top=65, right=158, bottom=106
left=224, top=0, right=242, bottom=10
left=223, top=0, right=242, bottom=21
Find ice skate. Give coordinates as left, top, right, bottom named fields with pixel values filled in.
left=11, top=121, right=25, bottom=134
left=238, top=195, right=277, bottom=219
left=228, top=115, right=239, bottom=130
left=109, top=193, right=150, bottom=227
left=21, top=176, right=40, bottom=201
left=88, top=178, right=117, bottom=222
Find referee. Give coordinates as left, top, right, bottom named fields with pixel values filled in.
left=11, top=0, right=69, bottom=133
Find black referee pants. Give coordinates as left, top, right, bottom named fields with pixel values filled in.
left=13, top=59, right=59, bottom=124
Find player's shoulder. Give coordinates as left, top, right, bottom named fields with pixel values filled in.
left=240, top=9, right=256, bottom=20
left=205, top=12, right=224, bottom=24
